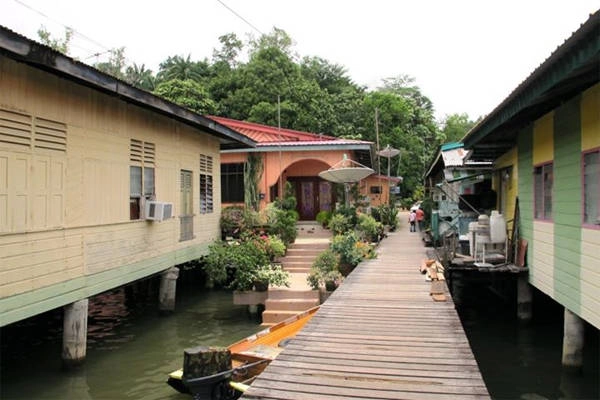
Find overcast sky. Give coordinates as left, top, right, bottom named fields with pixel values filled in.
left=2, top=0, right=598, bottom=122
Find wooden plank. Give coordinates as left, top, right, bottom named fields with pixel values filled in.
left=243, top=224, right=490, bottom=399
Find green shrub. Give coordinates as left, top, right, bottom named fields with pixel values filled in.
left=357, top=213, right=384, bottom=242
left=220, top=206, right=260, bottom=238
left=331, top=231, right=364, bottom=267
left=377, top=204, right=399, bottom=231
left=316, top=210, right=332, bottom=227
left=307, top=249, right=341, bottom=290
left=328, top=213, right=352, bottom=235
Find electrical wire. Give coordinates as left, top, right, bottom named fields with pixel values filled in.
left=215, top=0, right=263, bottom=36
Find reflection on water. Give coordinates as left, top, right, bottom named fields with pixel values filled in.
left=457, top=283, right=599, bottom=400
left=0, top=276, right=262, bottom=400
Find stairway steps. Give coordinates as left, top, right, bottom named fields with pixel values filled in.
left=267, top=289, right=319, bottom=300
left=264, top=298, right=319, bottom=312
left=262, top=310, right=310, bottom=325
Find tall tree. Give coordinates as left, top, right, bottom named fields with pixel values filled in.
left=156, top=55, right=209, bottom=83
left=153, top=79, right=218, bottom=114
left=440, top=113, right=478, bottom=143
left=125, top=63, right=155, bottom=91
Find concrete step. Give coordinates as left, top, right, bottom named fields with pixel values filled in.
left=284, top=267, right=312, bottom=273
left=268, top=288, right=319, bottom=301
left=262, top=310, right=309, bottom=325
left=281, top=260, right=313, bottom=267
left=264, top=298, right=319, bottom=312
left=284, top=248, right=326, bottom=257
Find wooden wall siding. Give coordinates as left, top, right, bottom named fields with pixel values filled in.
left=533, top=112, right=554, bottom=165
left=581, top=229, right=600, bottom=328
left=517, top=126, right=536, bottom=282
left=580, top=84, right=600, bottom=329
left=581, top=83, right=599, bottom=151
left=0, top=56, right=222, bottom=325
left=553, top=98, right=582, bottom=314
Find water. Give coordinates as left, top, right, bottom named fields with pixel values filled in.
left=2, top=273, right=598, bottom=400
left=0, top=274, right=262, bottom=400
left=457, top=282, right=599, bottom=400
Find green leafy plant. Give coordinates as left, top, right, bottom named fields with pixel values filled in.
left=234, top=263, right=290, bottom=292
left=377, top=204, right=399, bottom=230
left=307, top=249, right=341, bottom=290
left=316, top=210, right=332, bottom=228
left=328, top=213, right=352, bottom=235
left=220, top=206, right=260, bottom=239
left=331, top=231, right=364, bottom=268
left=265, top=204, right=298, bottom=246
left=357, top=213, right=384, bottom=242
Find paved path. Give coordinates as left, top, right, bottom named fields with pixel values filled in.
left=243, top=212, right=490, bottom=399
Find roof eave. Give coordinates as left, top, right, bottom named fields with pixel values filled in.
left=0, top=26, right=256, bottom=150
left=462, top=11, right=600, bottom=158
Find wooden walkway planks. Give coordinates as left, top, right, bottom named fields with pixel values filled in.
left=243, top=222, right=490, bottom=399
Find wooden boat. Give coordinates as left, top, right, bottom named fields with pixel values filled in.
left=167, top=306, right=319, bottom=398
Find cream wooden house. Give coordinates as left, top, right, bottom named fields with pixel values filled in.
left=0, top=26, right=254, bottom=328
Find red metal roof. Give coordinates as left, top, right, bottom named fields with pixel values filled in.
left=209, top=116, right=371, bottom=147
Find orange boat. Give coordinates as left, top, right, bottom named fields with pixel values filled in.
left=167, top=306, right=319, bottom=398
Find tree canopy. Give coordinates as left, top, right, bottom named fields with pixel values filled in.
left=38, top=25, right=477, bottom=203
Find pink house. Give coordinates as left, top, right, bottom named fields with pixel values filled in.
left=213, top=117, right=398, bottom=219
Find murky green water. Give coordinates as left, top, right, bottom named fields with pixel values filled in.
left=0, top=276, right=262, bottom=400
left=2, top=272, right=598, bottom=400
left=457, top=282, right=599, bottom=400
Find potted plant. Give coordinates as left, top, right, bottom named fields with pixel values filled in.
left=307, top=249, right=342, bottom=303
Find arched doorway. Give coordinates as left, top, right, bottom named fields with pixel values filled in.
left=284, top=159, right=335, bottom=221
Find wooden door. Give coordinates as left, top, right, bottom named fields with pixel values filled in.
left=299, top=181, right=315, bottom=220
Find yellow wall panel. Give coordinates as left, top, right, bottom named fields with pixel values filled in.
left=581, top=83, right=600, bottom=151
left=1, top=55, right=226, bottom=323
left=533, top=112, right=554, bottom=164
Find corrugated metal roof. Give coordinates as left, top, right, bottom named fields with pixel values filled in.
left=210, top=116, right=372, bottom=146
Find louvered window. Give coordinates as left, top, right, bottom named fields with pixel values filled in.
left=130, top=139, right=155, bottom=220
left=34, top=117, right=67, bottom=152
left=0, top=109, right=32, bottom=149
left=199, top=154, right=214, bottom=214
left=0, top=109, right=67, bottom=153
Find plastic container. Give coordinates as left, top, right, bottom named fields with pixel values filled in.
left=489, top=210, right=507, bottom=244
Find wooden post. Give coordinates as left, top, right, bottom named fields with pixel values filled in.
left=183, top=346, right=232, bottom=380
left=159, top=266, right=179, bottom=313
left=62, top=299, right=88, bottom=368
left=517, top=274, right=532, bottom=322
left=562, top=308, right=584, bottom=370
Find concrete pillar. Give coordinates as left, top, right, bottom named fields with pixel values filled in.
left=247, top=304, right=259, bottom=314
left=62, top=299, right=89, bottom=368
left=517, top=274, right=532, bottom=322
left=159, top=266, right=179, bottom=313
left=562, top=308, right=584, bottom=369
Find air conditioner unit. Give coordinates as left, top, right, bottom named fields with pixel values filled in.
left=145, top=201, right=173, bottom=222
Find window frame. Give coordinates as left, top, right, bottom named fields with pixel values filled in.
left=221, top=163, right=245, bottom=203
left=533, top=161, right=553, bottom=221
left=129, top=140, right=155, bottom=220
left=582, top=147, right=600, bottom=229
left=199, top=154, right=214, bottom=215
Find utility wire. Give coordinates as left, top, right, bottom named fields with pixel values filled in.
left=216, top=0, right=263, bottom=36
left=13, top=0, right=111, bottom=52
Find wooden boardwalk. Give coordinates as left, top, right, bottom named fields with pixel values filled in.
left=243, top=216, right=490, bottom=399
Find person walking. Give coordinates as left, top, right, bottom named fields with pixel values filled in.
left=408, top=210, right=416, bottom=232
left=416, top=207, right=425, bottom=232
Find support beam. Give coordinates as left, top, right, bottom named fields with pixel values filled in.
left=159, top=267, right=179, bottom=313
left=62, top=299, right=88, bottom=368
left=562, top=308, right=584, bottom=370
left=517, top=275, right=532, bottom=321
